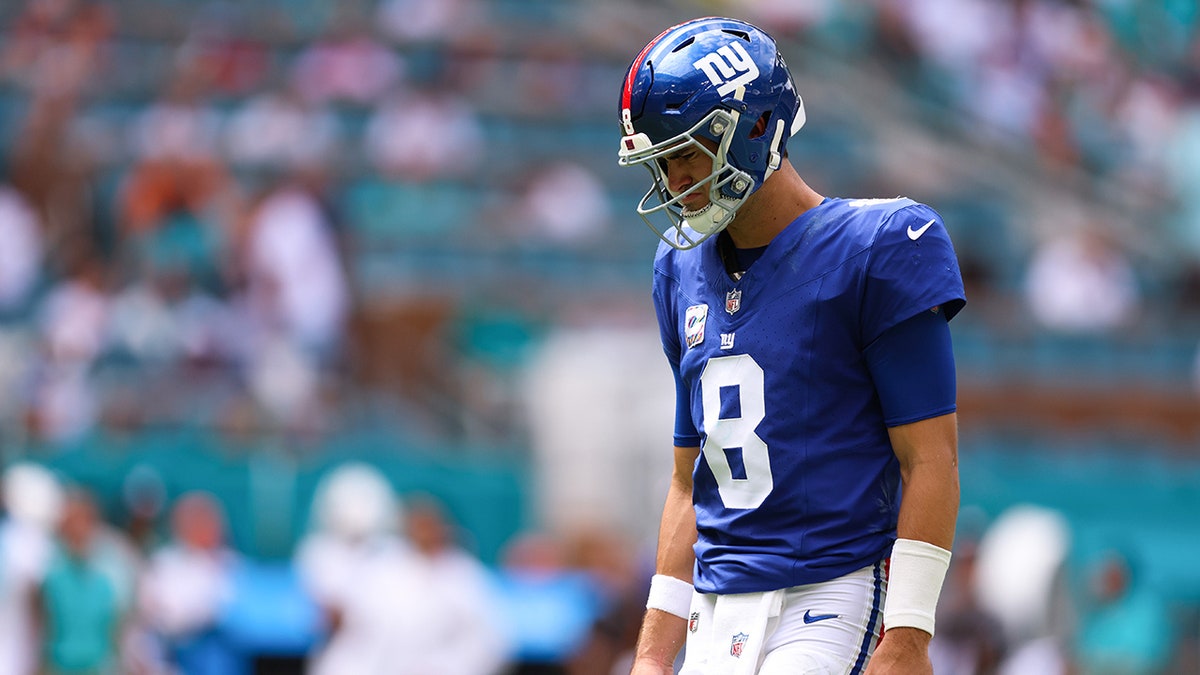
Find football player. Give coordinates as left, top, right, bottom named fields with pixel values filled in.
left=618, top=16, right=966, bottom=675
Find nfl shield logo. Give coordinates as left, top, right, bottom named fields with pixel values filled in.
left=688, top=611, right=700, bottom=634
left=730, top=632, right=748, bottom=657
left=725, top=289, right=742, bottom=315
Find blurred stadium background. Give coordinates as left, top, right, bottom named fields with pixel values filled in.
left=0, top=0, right=1199, bottom=673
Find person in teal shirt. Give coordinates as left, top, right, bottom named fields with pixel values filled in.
left=35, top=490, right=123, bottom=675
left=1076, top=547, right=1176, bottom=675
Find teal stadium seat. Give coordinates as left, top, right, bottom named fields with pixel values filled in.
left=342, top=178, right=478, bottom=242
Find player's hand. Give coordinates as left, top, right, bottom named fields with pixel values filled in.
left=863, top=627, right=933, bottom=675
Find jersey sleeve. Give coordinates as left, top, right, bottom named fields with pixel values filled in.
left=864, top=307, right=957, bottom=426
left=861, top=204, right=966, bottom=346
left=652, top=270, right=701, bottom=446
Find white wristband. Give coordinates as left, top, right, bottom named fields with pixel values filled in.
left=883, top=538, right=952, bottom=636
left=646, top=574, right=694, bottom=619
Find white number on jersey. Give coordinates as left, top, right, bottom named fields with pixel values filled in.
left=699, top=355, right=773, bottom=509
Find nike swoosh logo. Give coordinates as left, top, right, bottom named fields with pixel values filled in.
left=907, top=219, right=935, bottom=240
left=803, top=610, right=838, bottom=624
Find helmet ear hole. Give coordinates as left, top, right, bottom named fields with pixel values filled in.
left=749, top=111, right=772, bottom=140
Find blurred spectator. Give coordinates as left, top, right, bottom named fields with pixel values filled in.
left=724, top=0, right=835, bottom=36
left=118, top=465, right=167, bottom=556
left=0, top=463, right=64, bottom=675
left=176, top=15, right=270, bottom=99
left=139, top=492, right=238, bottom=675
left=930, top=538, right=1007, bottom=675
left=493, top=531, right=606, bottom=674
left=1075, top=547, right=1176, bottom=675
left=968, top=49, right=1048, bottom=148
left=974, top=505, right=1076, bottom=675
left=222, top=85, right=342, bottom=171
left=999, top=635, right=1074, bottom=675
left=100, top=239, right=246, bottom=431
left=559, top=526, right=646, bottom=675
left=0, top=183, right=44, bottom=320
left=36, top=256, right=109, bottom=368
left=399, top=495, right=510, bottom=674
left=239, top=177, right=348, bottom=360
left=34, top=488, right=136, bottom=675
left=26, top=256, right=110, bottom=443
left=106, top=249, right=232, bottom=369
left=502, top=161, right=611, bottom=247
left=0, top=0, right=114, bottom=99
left=1110, top=73, right=1180, bottom=193
left=7, top=95, right=98, bottom=279
left=119, top=76, right=230, bottom=238
left=235, top=175, right=349, bottom=427
left=23, top=360, right=97, bottom=447
left=0, top=327, right=38, bottom=428
left=1, top=0, right=112, bottom=257
left=873, top=0, right=998, bottom=90
left=126, top=77, right=222, bottom=170
left=376, top=0, right=488, bottom=46
left=509, top=38, right=588, bottom=117
left=296, top=462, right=409, bottom=675
left=243, top=334, right=324, bottom=431
left=363, top=87, right=485, bottom=181
left=1024, top=227, right=1140, bottom=335
left=289, top=22, right=403, bottom=107
left=866, top=0, right=1197, bottom=247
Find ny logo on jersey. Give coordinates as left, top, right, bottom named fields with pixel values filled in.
left=693, top=42, right=759, bottom=97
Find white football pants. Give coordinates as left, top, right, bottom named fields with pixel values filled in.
left=680, top=561, right=886, bottom=675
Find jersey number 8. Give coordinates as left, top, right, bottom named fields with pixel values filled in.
left=699, top=355, right=774, bottom=509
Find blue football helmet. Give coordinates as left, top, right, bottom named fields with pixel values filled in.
left=618, top=17, right=805, bottom=249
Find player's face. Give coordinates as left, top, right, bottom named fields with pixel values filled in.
left=663, top=137, right=719, bottom=215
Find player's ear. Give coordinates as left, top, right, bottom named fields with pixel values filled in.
left=749, top=112, right=772, bottom=139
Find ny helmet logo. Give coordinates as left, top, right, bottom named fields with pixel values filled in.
left=692, top=42, right=760, bottom=97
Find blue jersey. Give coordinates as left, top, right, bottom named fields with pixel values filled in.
left=651, top=197, right=966, bottom=594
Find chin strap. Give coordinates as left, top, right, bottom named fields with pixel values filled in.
left=684, top=202, right=724, bottom=236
